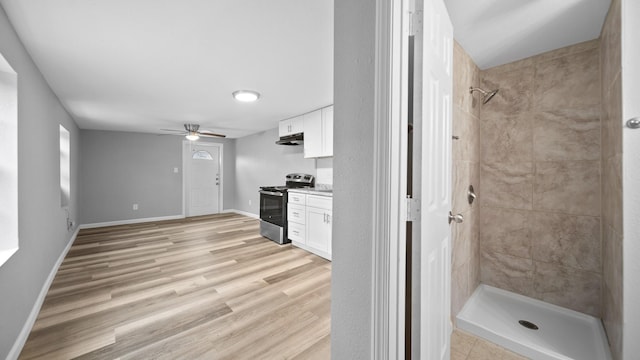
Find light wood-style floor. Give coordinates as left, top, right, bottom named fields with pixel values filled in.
left=19, top=213, right=331, bottom=360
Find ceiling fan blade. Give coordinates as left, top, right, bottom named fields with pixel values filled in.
left=199, top=131, right=226, bottom=138
left=159, top=128, right=187, bottom=133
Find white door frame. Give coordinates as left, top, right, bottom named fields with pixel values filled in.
left=371, top=0, right=411, bottom=358
left=622, top=0, right=640, bottom=356
left=182, top=140, right=224, bottom=216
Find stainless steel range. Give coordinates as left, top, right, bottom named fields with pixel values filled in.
left=259, top=173, right=314, bottom=244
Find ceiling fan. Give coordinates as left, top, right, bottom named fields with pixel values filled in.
left=160, top=124, right=226, bottom=141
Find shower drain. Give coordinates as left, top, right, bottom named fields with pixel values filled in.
left=518, top=320, right=539, bottom=330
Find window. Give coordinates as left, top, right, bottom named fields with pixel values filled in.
left=192, top=150, right=213, bottom=160
left=60, top=125, right=70, bottom=207
left=0, top=53, right=18, bottom=266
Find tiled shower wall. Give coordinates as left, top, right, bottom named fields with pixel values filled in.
left=451, top=41, right=481, bottom=315
left=600, top=0, right=623, bottom=358
left=478, top=40, right=602, bottom=316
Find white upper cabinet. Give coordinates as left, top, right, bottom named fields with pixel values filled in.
left=303, top=110, right=323, bottom=158
left=304, top=105, right=333, bottom=158
left=279, top=115, right=304, bottom=137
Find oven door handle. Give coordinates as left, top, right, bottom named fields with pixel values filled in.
left=259, top=190, right=285, bottom=197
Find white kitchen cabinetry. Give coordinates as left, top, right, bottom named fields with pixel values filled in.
left=304, top=106, right=333, bottom=158
left=279, top=115, right=303, bottom=137
left=287, top=191, right=332, bottom=260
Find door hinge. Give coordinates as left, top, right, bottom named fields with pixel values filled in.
left=406, top=196, right=420, bottom=222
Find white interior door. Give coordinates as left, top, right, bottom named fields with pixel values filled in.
left=418, top=0, right=453, bottom=358
left=185, top=142, right=221, bottom=216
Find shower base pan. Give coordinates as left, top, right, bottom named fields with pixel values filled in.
left=456, top=285, right=612, bottom=360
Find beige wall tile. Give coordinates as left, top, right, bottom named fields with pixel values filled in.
left=602, top=154, right=622, bottom=234
left=480, top=251, right=534, bottom=297
left=452, top=263, right=470, bottom=316
left=534, top=48, right=600, bottom=111
left=481, top=112, right=533, bottom=163
left=454, top=41, right=481, bottom=117
left=481, top=66, right=534, bottom=117
left=533, top=161, right=600, bottom=216
left=469, top=207, right=481, bottom=292
left=533, top=261, right=601, bottom=316
left=480, top=207, right=531, bottom=259
left=602, top=224, right=623, bottom=308
left=600, top=0, right=621, bottom=93
left=534, top=39, right=599, bottom=64
left=531, top=212, right=601, bottom=272
left=453, top=106, right=480, bottom=162
left=481, top=162, right=533, bottom=210
left=602, top=74, right=622, bottom=159
left=453, top=161, right=479, bottom=213
left=452, top=209, right=472, bottom=269
left=482, top=57, right=535, bottom=78
left=533, top=108, right=600, bottom=161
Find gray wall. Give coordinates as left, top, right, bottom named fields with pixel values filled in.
left=0, top=5, right=81, bottom=358
left=332, top=0, right=375, bottom=358
left=235, top=127, right=316, bottom=215
left=79, top=130, right=236, bottom=224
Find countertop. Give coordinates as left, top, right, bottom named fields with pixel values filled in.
left=288, top=188, right=333, bottom=197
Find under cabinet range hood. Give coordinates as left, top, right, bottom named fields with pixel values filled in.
left=276, top=133, right=304, bottom=145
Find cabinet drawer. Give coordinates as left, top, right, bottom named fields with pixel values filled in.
left=288, top=221, right=305, bottom=242
left=287, top=204, right=305, bottom=224
left=288, top=192, right=306, bottom=205
left=307, top=195, right=332, bottom=210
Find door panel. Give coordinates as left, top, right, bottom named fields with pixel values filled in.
left=417, top=0, right=453, bottom=358
left=185, top=142, right=221, bottom=216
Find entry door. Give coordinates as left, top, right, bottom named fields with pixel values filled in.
left=186, top=142, right=221, bottom=216
left=417, top=0, right=453, bottom=358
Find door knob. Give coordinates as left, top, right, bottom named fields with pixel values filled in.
left=448, top=211, right=464, bottom=224
left=627, top=117, right=640, bottom=129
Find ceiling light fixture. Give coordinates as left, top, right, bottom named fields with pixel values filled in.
left=232, top=90, right=260, bottom=102
left=185, top=131, right=200, bottom=141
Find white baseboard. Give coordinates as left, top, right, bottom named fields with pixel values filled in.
left=7, top=227, right=80, bottom=360
left=79, top=215, right=185, bottom=229
left=222, top=209, right=259, bottom=219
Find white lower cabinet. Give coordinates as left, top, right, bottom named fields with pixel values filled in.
left=287, top=192, right=332, bottom=260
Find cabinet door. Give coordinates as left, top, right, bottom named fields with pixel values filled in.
left=322, top=106, right=333, bottom=157
left=279, top=119, right=291, bottom=137
left=303, top=110, right=323, bottom=158
left=306, top=207, right=331, bottom=254
left=291, top=115, right=304, bottom=134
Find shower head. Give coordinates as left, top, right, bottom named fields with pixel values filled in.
left=470, top=87, right=499, bottom=104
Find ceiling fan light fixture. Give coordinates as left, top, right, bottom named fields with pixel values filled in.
left=185, top=132, right=200, bottom=141
left=232, top=90, right=260, bottom=102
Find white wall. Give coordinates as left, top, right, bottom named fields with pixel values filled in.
left=332, top=0, right=376, bottom=357
left=622, top=0, right=640, bottom=357
left=0, top=5, right=80, bottom=357
left=235, top=127, right=316, bottom=215
left=79, top=130, right=236, bottom=224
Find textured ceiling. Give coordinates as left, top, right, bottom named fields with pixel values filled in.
left=0, top=0, right=333, bottom=138
left=444, top=0, right=611, bottom=69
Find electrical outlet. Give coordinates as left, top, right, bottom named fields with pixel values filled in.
left=133, top=203, right=139, bottom=210
left=249, top=200, right=252, bottom=206
left=173, top=167, right=179, bottom=173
